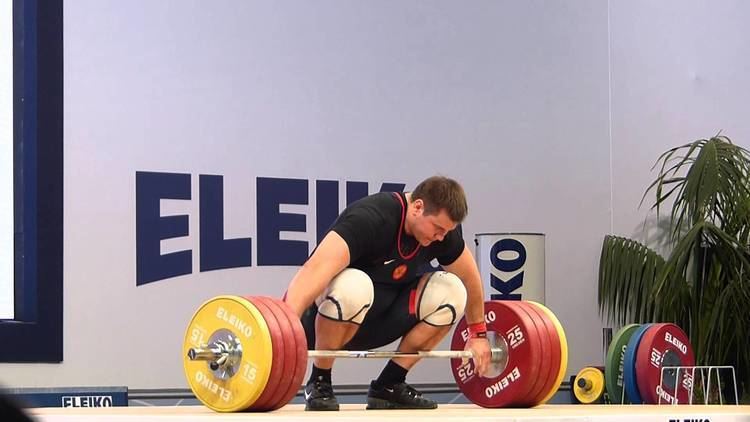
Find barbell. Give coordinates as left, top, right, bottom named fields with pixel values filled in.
left=189, top=347, right=508, bottom=365
left=182, top=295, right=569, bottom=411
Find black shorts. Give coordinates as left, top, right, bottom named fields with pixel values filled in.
left=301, top=277, right=421, bottom=351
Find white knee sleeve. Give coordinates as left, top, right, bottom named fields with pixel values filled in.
left=417, top=271, right=467, bottom=326
left=315, top=268, right=374, bottom=324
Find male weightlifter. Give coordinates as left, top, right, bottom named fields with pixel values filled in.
left=283, top=176, right=491, bottom=410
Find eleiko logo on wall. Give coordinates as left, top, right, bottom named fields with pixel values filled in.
left=135, top=172, right=405, bottom=286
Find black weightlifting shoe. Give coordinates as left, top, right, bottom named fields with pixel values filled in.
left=304, top=377, right=339, bottom=411
left=366, top=380, right=438, bottom=409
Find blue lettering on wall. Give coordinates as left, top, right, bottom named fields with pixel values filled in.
left=380, top=182, right=406, bottom=193
left=489, top=238, right=526, bottom=300
left=316, top=180, right=339, bottom=244
left=257, top=177, right=309, bottom=266
left=136, top=171, right=192, bottom=286
left=200, top=175, right=252, bottom=272
left=134, top=172, right=406, bottom=285
left=346, top=181, right=370, bottom=205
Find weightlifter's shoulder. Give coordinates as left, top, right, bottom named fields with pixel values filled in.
left=340, top=192, right=402, bottom=224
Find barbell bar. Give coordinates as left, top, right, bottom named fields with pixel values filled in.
left=188, top=346, right=508, bottom=363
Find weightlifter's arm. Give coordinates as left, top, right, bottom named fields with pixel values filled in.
left=443, top=245, right=484, bottom=326
left=284, top=231, right=351, bottom=317
left=443, top=244, right=491, bottom=375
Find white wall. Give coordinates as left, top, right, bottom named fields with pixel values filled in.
left=610, top=0, right=750, bottom=239
left=0, top=0, right=747, bottom=392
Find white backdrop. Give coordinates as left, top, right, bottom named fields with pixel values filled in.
left=610, top=0, right=750, bottom=237
left=0, top=0, right=748, bottom=391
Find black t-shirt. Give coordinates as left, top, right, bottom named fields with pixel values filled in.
left=330, top=192, right=465, bottom=284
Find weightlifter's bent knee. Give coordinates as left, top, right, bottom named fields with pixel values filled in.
left=315, top=268, right=374, bottom=324
left=416, top=271, right=467, bottom=326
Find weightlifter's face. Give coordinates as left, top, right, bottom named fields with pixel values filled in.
left=409, top=201, right=457, bottom=246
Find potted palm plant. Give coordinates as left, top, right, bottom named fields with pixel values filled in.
left=598, top=135, right=750, bottom=402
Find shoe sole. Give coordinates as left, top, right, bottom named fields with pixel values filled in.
left=366, top=397, right=438, bottom=410
left=305, top=401, right=340, bottom=411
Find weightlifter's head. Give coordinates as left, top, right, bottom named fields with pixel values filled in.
left=406, top=176, right=467, bottom=246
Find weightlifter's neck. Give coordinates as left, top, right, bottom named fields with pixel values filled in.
left=403, top=192, right=414, bottom=236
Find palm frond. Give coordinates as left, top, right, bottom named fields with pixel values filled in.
left=598, top=235, right=666, bottom=325
left=601, top=135, right=750, bottom=398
